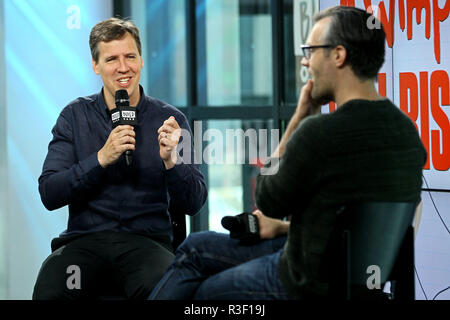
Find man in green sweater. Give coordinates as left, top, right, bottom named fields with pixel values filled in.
left=149, top=6, right=426, bottom=300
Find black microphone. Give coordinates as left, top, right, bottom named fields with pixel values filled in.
left=221, top=212, right=260, bottom=245
left=111, top=90, right=137, bottom=166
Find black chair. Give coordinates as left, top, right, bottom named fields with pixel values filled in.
left=98, top=210, right=186, bottom=300
left=327, top=202, right=417, bottom=300
left=169, top=209, right=187, bottom=251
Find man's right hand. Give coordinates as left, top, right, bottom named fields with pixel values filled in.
left=97, top=125, right=135, bottom=168
left=271, top=80, right=321, bottom=158
left=293, top=79, right=321, bottom=123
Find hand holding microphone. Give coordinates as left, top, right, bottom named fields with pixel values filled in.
left=97, top=90, right=137, bottom=168
left=221, top=212, right=260, bottom=245
left=221, top=210, right=290, bottom=245
left=97, top=125, right=135, bottom=168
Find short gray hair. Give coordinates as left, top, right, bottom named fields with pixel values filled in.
left=314, top=6, right=386, bottom=80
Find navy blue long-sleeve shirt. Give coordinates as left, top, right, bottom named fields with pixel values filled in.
left=39, top=86, right=207, bottom=239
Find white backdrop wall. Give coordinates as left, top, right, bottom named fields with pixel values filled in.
left=2, top=0, right=112, bottom=299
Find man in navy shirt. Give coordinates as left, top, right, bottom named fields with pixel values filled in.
left=33, top=17, right=207, bottom=300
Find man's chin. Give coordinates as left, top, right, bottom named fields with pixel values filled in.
left=311, top=92, right=333, bottom=106
left=317, top=97, right=332, bottom=106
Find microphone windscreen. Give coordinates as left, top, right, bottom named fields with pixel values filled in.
left=115, top=89, right=130, bottom=107
left=221, top=216, right=238, bottom=231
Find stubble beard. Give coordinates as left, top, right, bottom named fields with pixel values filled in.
left=311, top=80, right=333, bottom=106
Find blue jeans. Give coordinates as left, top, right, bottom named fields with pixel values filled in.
left=148, top=231, right=290, bottom=300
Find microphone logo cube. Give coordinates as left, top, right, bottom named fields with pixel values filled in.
left=111, top=111, right=120, bottom=123
left=121, top=110, right=136, bottom=121
left=248, top=214, right=258, bottom=234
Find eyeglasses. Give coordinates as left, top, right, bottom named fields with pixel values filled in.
left=301, top=45, right=333, bottom=60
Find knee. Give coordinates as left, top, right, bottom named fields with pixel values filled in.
left=32, top=284, right=62, bottom=300
left=32, top=277, right=78, bottom=300
left=32, top=256, right=64, bottom=300
left=32, top=251, right=87, bottom=300
left=32, top=281, right=51, bottom=300
left=176, top=231, right=219, bottom=255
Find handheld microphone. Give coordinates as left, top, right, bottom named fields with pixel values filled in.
left=111, top=90, right=137, bottom=166
left=221, top=212, right=260, bottom=245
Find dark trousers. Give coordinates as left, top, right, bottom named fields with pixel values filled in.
left=32, top=231, right=175, bottom=300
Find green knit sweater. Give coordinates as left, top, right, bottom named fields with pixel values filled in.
left=255, top=99, right=426, bottom=298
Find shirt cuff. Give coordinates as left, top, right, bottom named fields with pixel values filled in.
left=165, top=163, right=190, bottom=189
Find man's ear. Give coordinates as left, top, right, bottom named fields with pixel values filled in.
left=92, top=59, right=100, bottom=74
left=334, top=45, right=347, bottom=68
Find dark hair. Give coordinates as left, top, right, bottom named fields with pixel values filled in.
left=89, top=17, right=142, bottom=63
left=314, top=6, right=385, bottom=80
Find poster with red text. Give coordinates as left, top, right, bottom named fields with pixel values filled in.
left=318, top=0, right=450, bottom=190
left=314, top=0, right=450, bottom=300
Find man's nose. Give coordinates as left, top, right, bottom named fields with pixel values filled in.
left=117, top=57, right=129, bottom=73
left=301, top=56, right=309, bottom=67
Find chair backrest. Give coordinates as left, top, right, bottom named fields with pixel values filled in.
left=170, top=210, right=187, bottom=251
left=327, top=201, right=417, bottom=300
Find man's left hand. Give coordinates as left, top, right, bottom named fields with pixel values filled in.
left=252, top=210, right=290, bottom=239
left=158, top=116, right=181, bottom=169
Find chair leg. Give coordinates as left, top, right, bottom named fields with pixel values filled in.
left=344, top=230, right=351, bottom=300
left=392, top=227, right=415, bottom=300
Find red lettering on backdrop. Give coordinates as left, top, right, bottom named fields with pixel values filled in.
left=405, top=0, right=431, bottom=42
left=340, top=0, right=356, bottom=6
left=378, top=73, right=387, bottom=97
left=420, top=72, right=430, bottom=169
left=399, top=72, right=419, bottom=132
left=430, top=70, right=450, bottom=171
left=433, top=0, right=450, bottom=64
left=365, top=0, right=396, bottom=47
left=341, top=0, right=450, bottom=64
left=399, top=71, right=450, bottom=171
left=329, top=101, right=336, bottom=112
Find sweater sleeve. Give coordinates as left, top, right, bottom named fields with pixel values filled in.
left=165, top=116, right=207, bottom=216
left=38, top=109, right=105, bottom=211
left=255, top=117, right=325, bottom=219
